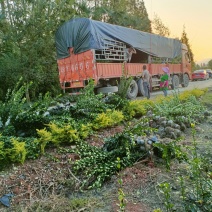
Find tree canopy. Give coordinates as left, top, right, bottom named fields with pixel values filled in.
left=152, top=14, right=170, bottom=37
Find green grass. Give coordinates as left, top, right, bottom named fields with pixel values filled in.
left=200, top=88, right=212, bottom=107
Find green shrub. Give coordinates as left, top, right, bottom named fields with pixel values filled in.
left=0, top=140, right=5, bottom=163
left=36, top=128, right=52, bottom=154
left=78, top=123, right=93, bottom=139
left=12, top=112, right=49, bottom=137
left=103, top=93, right=129, bottom=110
left=72, top=80, right=109, bottom=121
left=93, top=109, right=124, bottom=130
left=37, top=122, right=80, bottom=153
left=8, top=138, right=27, bottom=164
left=24, top=137, right=40, bottom=159
left=153, top=90, right=205, bottom=121
left=123, top=100, right=146, bottom=118
left=179, top=88, right=207, bottom=102
left=0, top=79, right=27, bottom=127
left=117, top=64, right=132, bottom=98
left=0, top=136, right=33, bottom=169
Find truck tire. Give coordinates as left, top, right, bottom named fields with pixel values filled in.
left=97, top=86, right=118, bottom=94
left=171, top=75, right=179, bottom=89
left=126, top=79, right=138, bottom=99
left=137, top=78, right=145, bottom=96
left=181, top=74, right=189, bottom=87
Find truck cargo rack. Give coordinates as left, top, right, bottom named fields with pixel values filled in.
left=95, top=38, right=127, bottom=61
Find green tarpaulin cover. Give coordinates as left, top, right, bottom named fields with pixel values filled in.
left=55, top=17, right=182, bottom=60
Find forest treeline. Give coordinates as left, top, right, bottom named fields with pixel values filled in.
left=0, top=0, right=195, bottom=101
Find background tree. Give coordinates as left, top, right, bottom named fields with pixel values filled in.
left=207, top=59, right=212, bottom=69
left=80, top=0, right=151, bottom=32
left=152, top=14, right=170, bottom=36
left=126, top=0, right=151, bottom=32
left=193, top=63, right=201, bottom=70
left=181, top=26, right=195, bottom=70
left=0, top=0, right=76, bottom=100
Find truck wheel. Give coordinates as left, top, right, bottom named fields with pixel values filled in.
left=137, top=78, right=145, bottom=96
left=126, top=79, right=138, bottom=99
left=171, top=75, right=179, bottom=89
left=97, top=86, right=118, bottom=94
left=181, top=74, right=189, bottom=87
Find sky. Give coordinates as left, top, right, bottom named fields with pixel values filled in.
left=144, top=0, right=212, bottom=63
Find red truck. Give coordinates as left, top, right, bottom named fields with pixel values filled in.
left=55, top=18, right=191, bottom=99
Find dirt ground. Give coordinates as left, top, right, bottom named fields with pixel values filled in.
left=0, top=95, right=212, bottom=211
